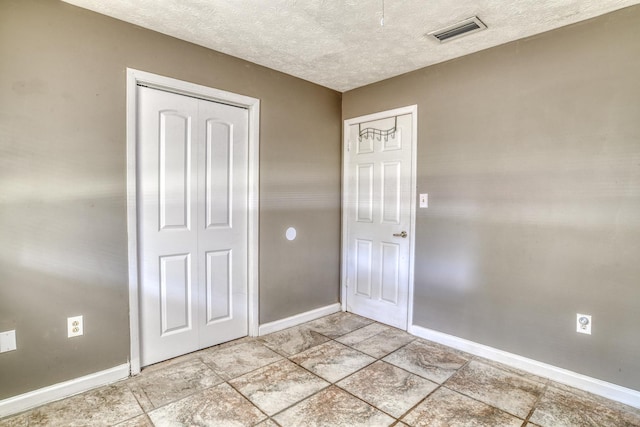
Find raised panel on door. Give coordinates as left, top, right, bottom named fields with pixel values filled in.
left=381, top=161, right=401, bottom=224
left=159, top=112, right=191, bottom=230
left=382, top=128, right=402, bottom=151
left=205, top=120, right=232, bottom=229
left=355, top=239, right=373, bottom=297
left=357, top=135, right=374, bottom=154
left=159, top=254, right=192, bottom=335
left=380, top=243, right=400, bottom=304
left=205, top=250, right=232, bottom=323
left=356, top=164, right=374, bottom=223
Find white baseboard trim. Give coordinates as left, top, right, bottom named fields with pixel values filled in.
left=0, top=363, right=130, bottom=418
left=258, top=303, right=342, bottom=336
left=409, top=324, right=640, bottom=409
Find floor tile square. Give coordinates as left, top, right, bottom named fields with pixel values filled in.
left=113, top=414, right=153, bottom=426
left=290, top=340, right=375, bottom=383
left=529, top=385, right=640, bottom=427
left=402, top=387, right=523, bottom=427
left=337, top=361, right=438, bottom=418
left=127, top=359, right=223, bottom=411
left=205, top=336, right=257, bottom=351
left=335, top=323, right=390, bottom=346
left=201, top=340, right=283, bottom=380
left=551, top=381, right=640, bottom=418
left=273, top=385, right=395, bottom=427
left=229, top=359, right=329, bottom=416
left=383, top=339, right=470, bottom=384
left=0, top=412, right=29, bottom=427
left=148, top=382, right=266, bottom=426
left=26, top=383, right=142, bottom=426
left=445, top=359, right=544, bottom=419
left=349, top=327, right=415, bottom=358
left=305, top=312, right=374, bottom=338
left=255, top=419, right=279, bottom=427
left=476, top=357, right=549, bottom=385
left=260, top=325, right=331, bottom=357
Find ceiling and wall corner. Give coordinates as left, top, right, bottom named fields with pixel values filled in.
left=61, top=0, right=640, bottom=92
left=343, top=3, right=640, bottom=392
left=0, top=0, right=341, bottom=401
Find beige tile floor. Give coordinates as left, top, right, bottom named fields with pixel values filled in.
left=2, top=312, right=640, bottom=426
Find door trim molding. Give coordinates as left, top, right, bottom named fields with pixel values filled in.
left=341, top=105, right=418, bottom=331
left=126, top=68, right=260, bottom=375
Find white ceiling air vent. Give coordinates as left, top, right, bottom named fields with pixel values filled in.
left=428, top=16, right=487, bottom=43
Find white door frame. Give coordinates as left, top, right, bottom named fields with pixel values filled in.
left=341, top=105, right=418, bottom=331
left=126, top=68, right=260, bottom=374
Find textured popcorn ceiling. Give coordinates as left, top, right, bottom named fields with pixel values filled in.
left=62, top=0, right=640, bottom=92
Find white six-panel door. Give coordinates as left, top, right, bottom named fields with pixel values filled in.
left=137, top=86, right=248, bottom=366
left=345, top=113, right=413, bottom=329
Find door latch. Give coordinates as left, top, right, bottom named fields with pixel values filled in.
left=393, top=231, right=408, bottom=238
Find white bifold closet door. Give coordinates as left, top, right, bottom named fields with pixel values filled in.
left=137, top=85, right=248, bottom=367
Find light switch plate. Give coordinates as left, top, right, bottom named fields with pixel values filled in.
left=0, top=330, right=17, bottom=353
left=419, top=193, right=428, bottom=208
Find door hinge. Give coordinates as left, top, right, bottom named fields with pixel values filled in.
left=347, top=141, right=351, bottom=152
left=346, top=278, right=350, bottom=288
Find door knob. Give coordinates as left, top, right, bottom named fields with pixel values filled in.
left=393, top=231, right=407, bottom=238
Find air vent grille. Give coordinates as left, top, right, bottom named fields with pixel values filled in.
left=428, top=16, right=487, bottom=43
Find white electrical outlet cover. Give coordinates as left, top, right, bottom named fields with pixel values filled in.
left=68, top=315, right=84, bottom=338
left=576, top=313, right=592, bottom=335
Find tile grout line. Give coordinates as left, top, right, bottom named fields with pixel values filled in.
left=284, top=322, right=473, bottom=424
left=141, top=411, right=155, bottom=426
left=521, top=379, right=550, bottom=427
left=223, top=378, right=272, bottom=426
left=332, top=384, right=401, bottom=422
left=393, top=356, right=477, bottom=424
left=124, top=381, right=151, bottom=418
left=221, top=325, right=341, bottom=422
left=396, top=383, right=443, bottom=425
left=320, top=329, right=429, bottom=423
left=132, top=357, right=224, bottom=416
left=133, top=349, right=280, bottom=425
left=440, top=356, right=535, bottom=423
left=256, top=322, right=412, bottom=424
left=228, top=324, right=346, bottom=422
left=265, top=328, right=379, bottom=421
left=122, top=338, right=250, bottom=424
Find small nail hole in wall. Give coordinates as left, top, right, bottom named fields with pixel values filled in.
left=286, top=227, right=297, bottom=241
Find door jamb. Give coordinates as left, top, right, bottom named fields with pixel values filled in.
left=126, top=68, right=260, bottom=375
left=341, top=105, right=418, bottom=331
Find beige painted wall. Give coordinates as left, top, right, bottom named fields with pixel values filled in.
left=0, top=0, right=341, bottom=399
left=343, top=6, right=640, bottom=390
